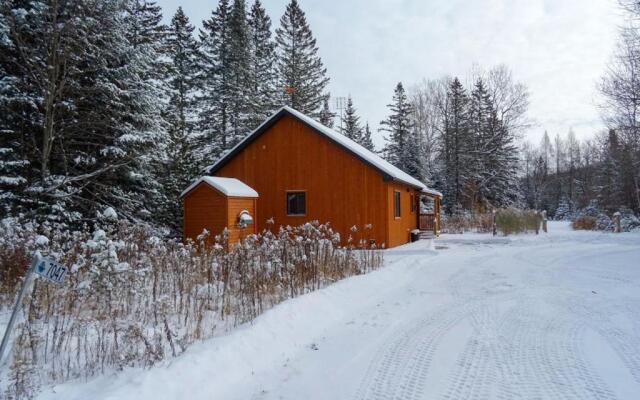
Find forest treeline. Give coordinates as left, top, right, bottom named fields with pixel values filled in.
left=0, top=0, right=338, bottom=232
left=1, top=0, right=639, bottom=236
left=518, top=0, right=640, bottom=219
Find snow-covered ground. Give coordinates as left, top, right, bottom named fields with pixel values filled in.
left=38, top=222, right=640, bottom=400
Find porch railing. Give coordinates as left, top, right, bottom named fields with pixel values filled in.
left=419, top=214, right=438, bottom=233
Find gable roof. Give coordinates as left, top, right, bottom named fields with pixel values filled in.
left=207, top=106, right=441, bottom=195
left=181, top=176, right=259, bottom=198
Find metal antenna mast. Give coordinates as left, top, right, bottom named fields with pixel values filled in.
left=335, top=96, right=346, bottom=132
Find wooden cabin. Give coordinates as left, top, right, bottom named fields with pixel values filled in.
left=183, top=106, right=442, bottom=248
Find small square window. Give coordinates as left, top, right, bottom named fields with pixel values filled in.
left=394, top=191, right=401, bottom=218
left=287, top=191, right=306, bottom=216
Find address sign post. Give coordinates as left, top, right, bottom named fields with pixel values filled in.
left=0, top=254, right=67, bottom=366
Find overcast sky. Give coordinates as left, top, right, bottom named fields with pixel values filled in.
left=156, top=0, right=624, bottom=146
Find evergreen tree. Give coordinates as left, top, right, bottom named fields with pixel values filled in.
left=125, top=0, right=165, bottom=48
left=0, top=6, right=30, bottom=215
left=159, top=7, right=202, bottom=231
left=440, top=77, right=472, bottom=212
left=467, top=78, right=492, bottom=203
left=482, top=105, right=519, bottom=206
left=468, top=78, right=519, bottom=208
left=227, top=0, right=251, bottom=142
left=247, top=0, right=277, bottom=128
left=381, top=82, right=422, bottom=179
left=318, top=96, right=335, bottom=128
left=340, top=96, right=363, bottom=142
left=0, top=0, right=161, bottom=222
left=122, top=0, right=168, bottom=221
left=361, top=123, right=375, bottom=151
left=199, top=0, right=232, bottom=160
left=275, top=0, right=329, bottom=117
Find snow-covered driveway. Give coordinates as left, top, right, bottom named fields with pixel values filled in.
left=41, top=222, right=640, bottom=400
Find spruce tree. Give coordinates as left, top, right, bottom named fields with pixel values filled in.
left=441, top=77, right=472, bottom=212
left=227, top=0, right=251, bottom=143
left=0, top=6, right=30, bottom=215
left=159, top=7, right=202, bottom=231
left=275, top=0, right=329, bottom=117
left=122, top=0, right=168, bottom=221
left=482, top=105, right=519, bottom=206
left=0, top=0, right=160, bottom=222
left=381, top=82, right=422, bottom=179
left=467, top=79, right=491, bottom=202
left=199, top=0, right=232, bottom=159
left=318, top=96, right=335, bottom=128
left=125, top=0, right=165, bottom=48
left=361, top=123, right=376, bottom=151
left=247, top=0, right=277, bottom=128
left=84, top=0, right=162, bottom=221
left=340, top=96, right=363, bottom=142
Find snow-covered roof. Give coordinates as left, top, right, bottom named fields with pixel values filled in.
left=181, top=177, right=259, bottom=198
left=422, top=187, right=443, bottom=197
left=207, top=106, right=442, bottom=196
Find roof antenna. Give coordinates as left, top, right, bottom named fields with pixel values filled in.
left=335, top=96, right=346, bottom=132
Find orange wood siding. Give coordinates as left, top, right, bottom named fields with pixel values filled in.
left=227, top=197, right=257, bottom=244
left=386, top=182, right=420, bottom=248
left=215, top=115, right=391, bottom=247
left=183, top=183, right=227, bottom=244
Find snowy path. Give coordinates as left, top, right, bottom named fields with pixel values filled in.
left=39, top=222, right=640, bottom=400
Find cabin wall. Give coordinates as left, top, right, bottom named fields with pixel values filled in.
left=227, top=197, right=257, bottom=244
left=386, top=182, right=420, bottom=248
left=214, top=115, right=390, bottom=247
left=183, top=184, right=227, bottom=244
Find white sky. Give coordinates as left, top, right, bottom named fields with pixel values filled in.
left=157, top=0, right=624, bottom=146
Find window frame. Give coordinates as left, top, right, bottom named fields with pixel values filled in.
left=286, top=190, right=307, bottom=216
left=394, top=190, right=401, bottom=219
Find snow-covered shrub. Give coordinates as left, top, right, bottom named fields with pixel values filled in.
left=572, top=201, right=607, bottom=230
left=572, top=204, right=640, bottom=232
left=574, top=200, right=602, bottom=218
left=553, top=198, right=574, bottom=221
left=0, top=219, right=382, bottom=399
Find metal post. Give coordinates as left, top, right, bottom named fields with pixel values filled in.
left=0, top=255, right=38, bottom=366
left=492, top=209, right=497, bottom=236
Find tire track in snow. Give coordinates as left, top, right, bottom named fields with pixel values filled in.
left=353, top=299, right=471, bottom=400
left=566, top=298, right=640, bottom=385
left=427, top=249, right=525, bottom=400
left=355, top=252, right=515, bottom=400
left=504, top=246, right=620, bottom=399
left=452, top=246, right=618, bottom=400
left=545, top=244, right=640, bottom=387
left=356, top=240, right=635, bottom=400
